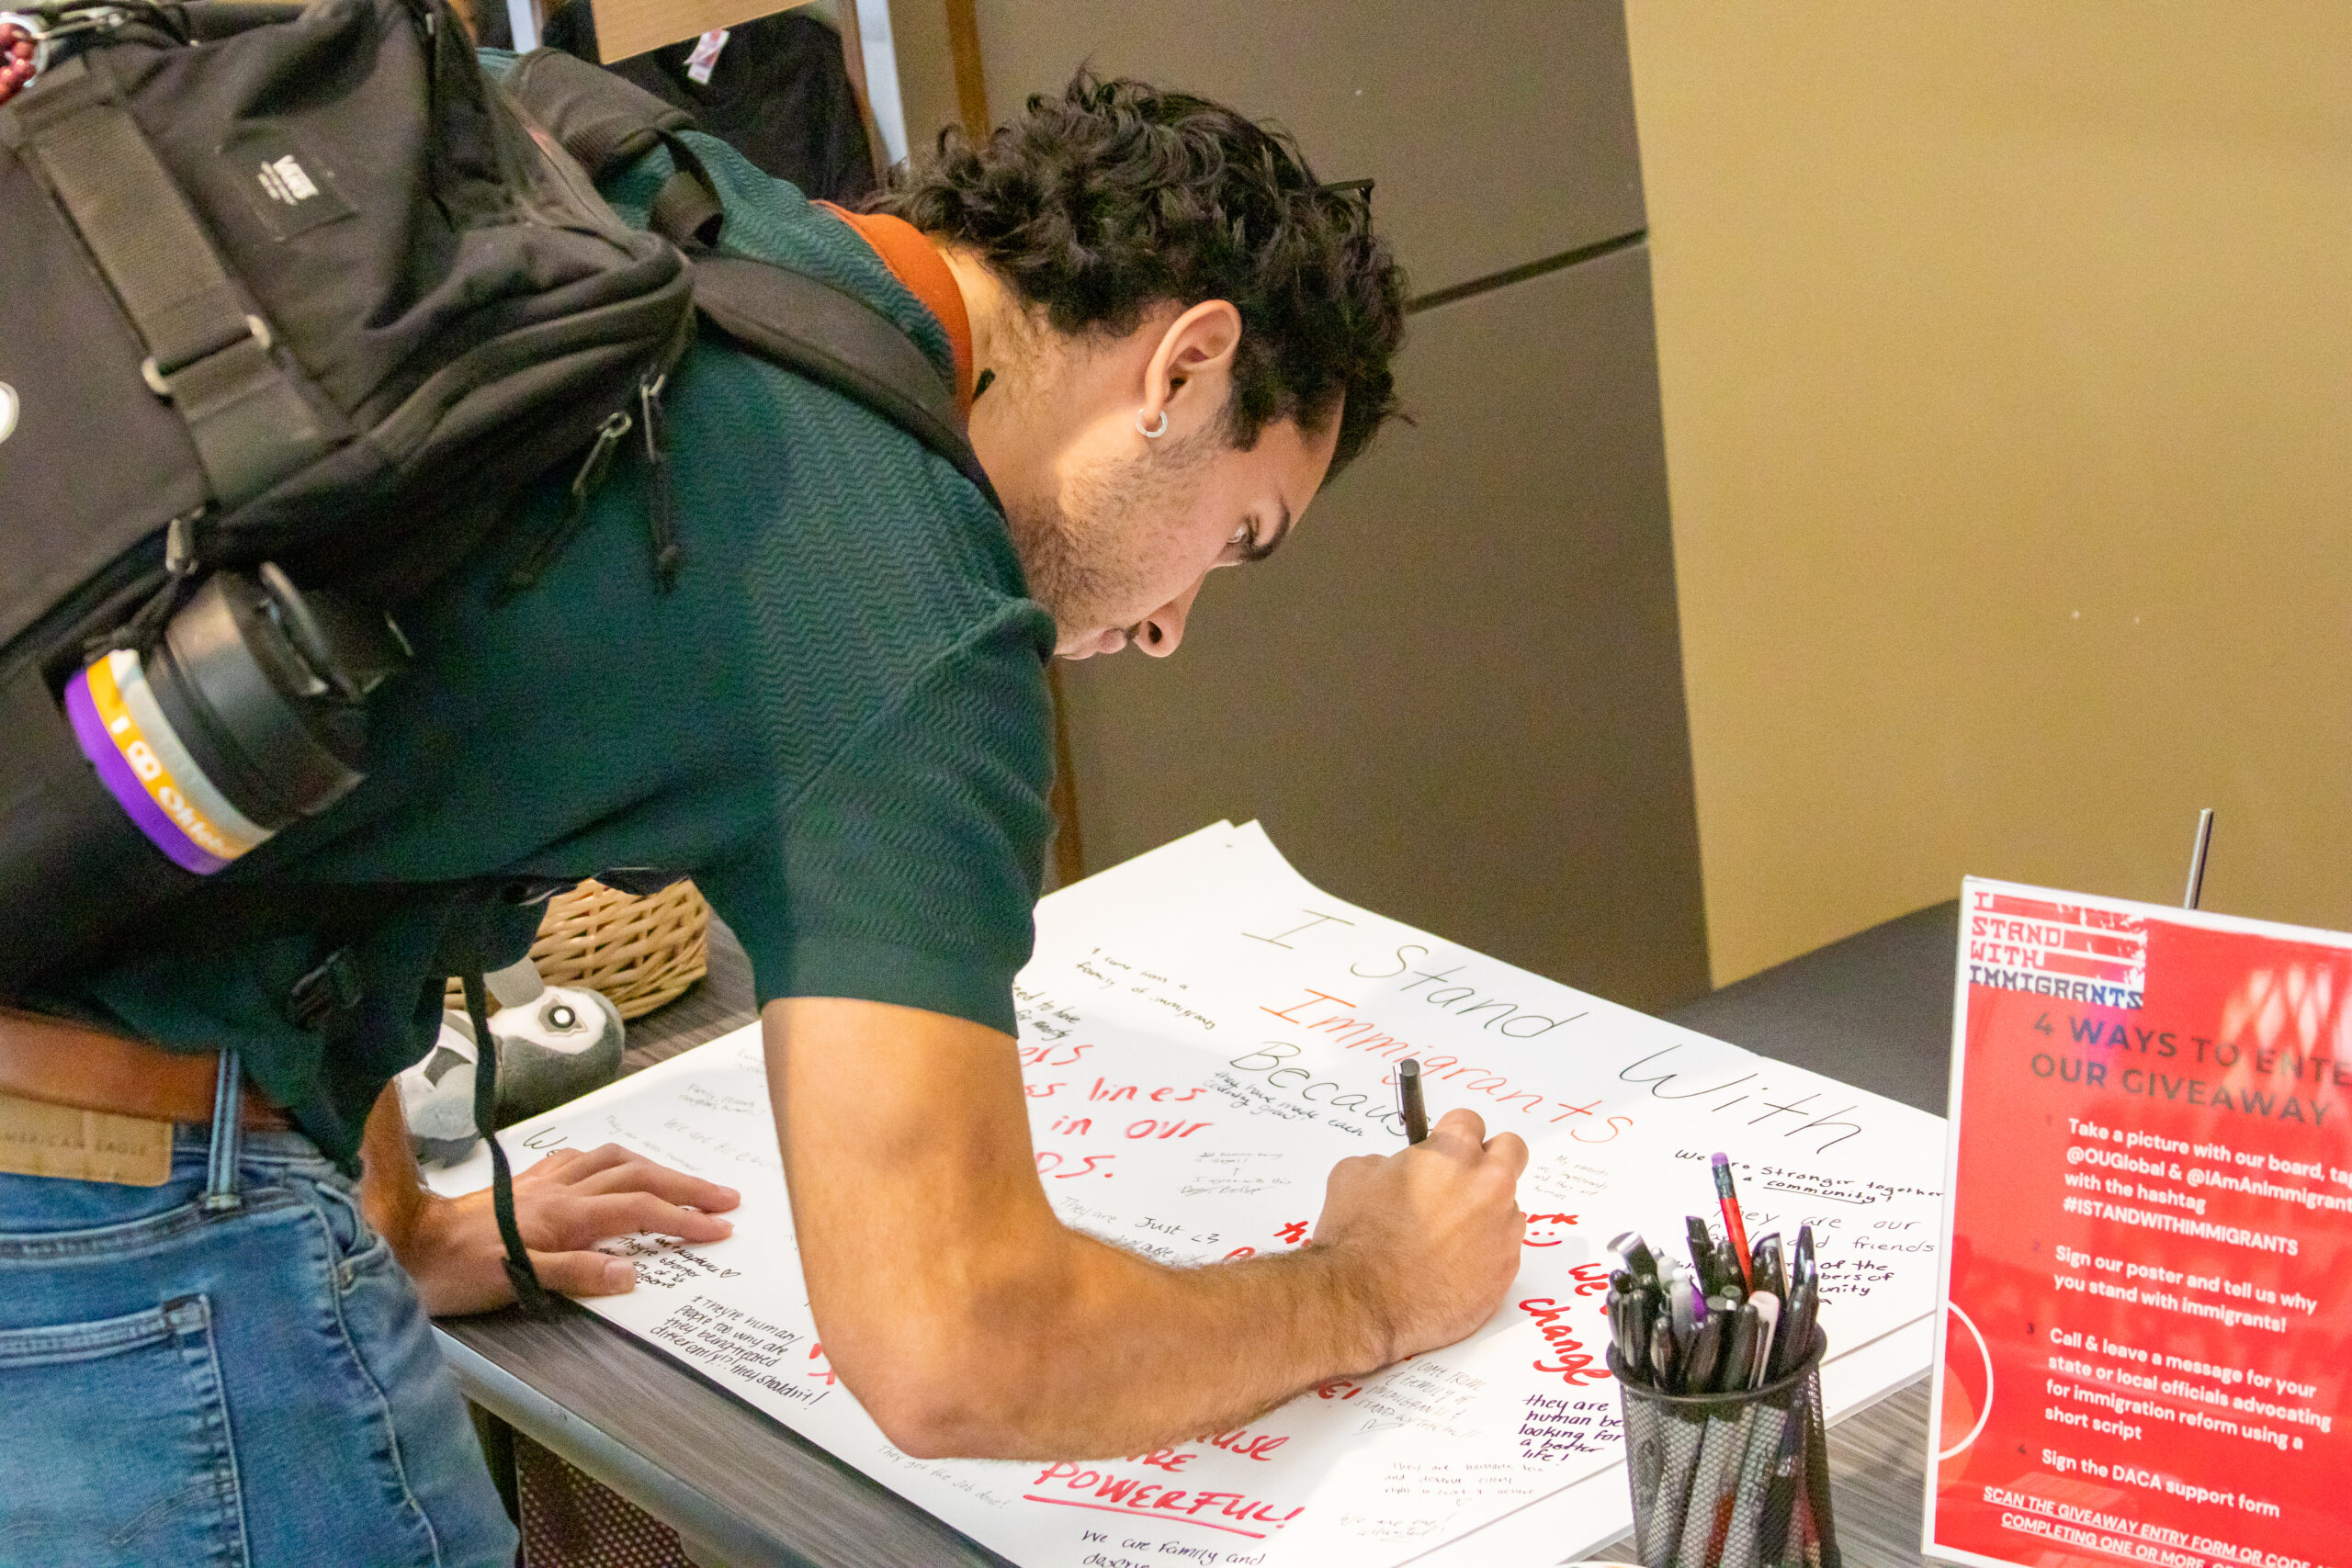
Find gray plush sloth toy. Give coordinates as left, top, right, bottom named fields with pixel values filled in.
left=396, top=958, right=625, bottom=1166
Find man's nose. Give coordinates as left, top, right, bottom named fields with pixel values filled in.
left=1133, top=581, right=1203, bottom=658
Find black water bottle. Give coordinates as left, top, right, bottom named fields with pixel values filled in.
left=0, top=564, right=402, bottom=992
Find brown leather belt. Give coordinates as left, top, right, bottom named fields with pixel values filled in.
left=0, top=1007, right=290, bottom=1129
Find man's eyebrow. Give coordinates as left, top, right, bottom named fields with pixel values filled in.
left=1239, top=501, right=1294, bottom=564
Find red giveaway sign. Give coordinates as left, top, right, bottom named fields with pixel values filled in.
left=1928, top=878, right=2352, bottom=1568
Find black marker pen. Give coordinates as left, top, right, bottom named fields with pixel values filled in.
left=1396, top=1058, right=1430, bottom=1145
left=1611, top=1230, right=1662, bottom=1291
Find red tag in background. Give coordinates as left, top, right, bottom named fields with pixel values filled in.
left=1928, top=881, right=2352, bottom=1568
left=684, top=28, right=729, bottom=85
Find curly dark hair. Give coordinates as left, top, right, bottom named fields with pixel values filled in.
left=872, top=73, right=1408, bottom=476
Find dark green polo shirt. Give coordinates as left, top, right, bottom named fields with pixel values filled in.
left=47, top=128, right=1057, bottom=1168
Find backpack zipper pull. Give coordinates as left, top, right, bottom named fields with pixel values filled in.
left=573, top=409, right=634, bottom=502
left=639, top=374, right=682, bottom=590
left=499, top=410, right=634, bottom=602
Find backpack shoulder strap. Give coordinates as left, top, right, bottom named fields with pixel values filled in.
left=503, top=48, right=1002, bottom=516
left=689, top=256, right=1002, bottom=513
left=4, top=52, right=332, bottom=513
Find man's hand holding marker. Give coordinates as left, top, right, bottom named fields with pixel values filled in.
left=1308, top=1058, right=1525, bottom=1366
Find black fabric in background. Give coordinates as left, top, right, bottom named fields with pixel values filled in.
left=538, top=5, right=876, bottom=205
left=472, top=1, right=513, bottom=50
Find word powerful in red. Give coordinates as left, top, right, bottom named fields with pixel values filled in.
left=1026, top=1463, right=1304, bottom=1539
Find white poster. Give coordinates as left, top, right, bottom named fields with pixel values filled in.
left=435, top=823, right=1948, bottom=1565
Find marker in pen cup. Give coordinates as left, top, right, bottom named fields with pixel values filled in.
left=1611, top=1230, right=1662, bottom=1290
left=1605, top=1155, right=1841, bottom=1567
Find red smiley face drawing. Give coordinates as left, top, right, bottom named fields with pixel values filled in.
left=1522, top=1213, right=1577, bottom=1247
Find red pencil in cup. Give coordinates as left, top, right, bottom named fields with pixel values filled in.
left=1710, top=1153, right=1755, bottom=1292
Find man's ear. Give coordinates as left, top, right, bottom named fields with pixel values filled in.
left=1137, top=300, right=1242, bottom=441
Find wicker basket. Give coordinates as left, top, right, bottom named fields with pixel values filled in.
left=445, top=879, right=710, bottom=1021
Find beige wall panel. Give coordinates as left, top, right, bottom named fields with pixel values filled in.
left=1058, top=245, right=1711, bottom=1014
left=1625, top=2, right=2352, bottom=985
left=968, top=0, right=1646, bottom=296
left=586, top=0, right=814, bottom=61
left=884, top=0, right=964, bottom=150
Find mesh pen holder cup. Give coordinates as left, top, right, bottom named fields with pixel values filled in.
left=1608, top=1328, right=1838, bottom=1568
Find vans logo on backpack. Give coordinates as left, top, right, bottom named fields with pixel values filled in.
left=224, top=127, right=354, bottom=240
left=255, top=154, right=321, bottom=207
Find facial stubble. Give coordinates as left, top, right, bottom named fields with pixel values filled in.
left=1006, top=427, right=1219, bottom=639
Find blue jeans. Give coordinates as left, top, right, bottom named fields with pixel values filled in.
left=0, top=1114, right=518, bottom=1566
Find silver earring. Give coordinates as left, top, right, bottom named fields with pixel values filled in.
left=1136, top=408, right=1169, bottom=439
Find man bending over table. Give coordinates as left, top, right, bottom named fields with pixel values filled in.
left=2, top=51, right=1527, bottom=1566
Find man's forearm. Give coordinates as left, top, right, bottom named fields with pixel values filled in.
left=913, top=1220, right=1392, bottom=1460
left=772, top=996, right=1524, bottom=1463
left=358, top=1082, right=430, bottom=1248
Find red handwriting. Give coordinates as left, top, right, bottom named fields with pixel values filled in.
left=1222, top=1247, right=1256, bottom=1260
left=1027, top=1465, right=1301, bottom=1538
left=1125, top=1448, right=1193, bottom=1472
left=1086, top=1077, right=1205, bottom=1102
left=1019, top=1043, right=1093, bottom=1069
left=1275, top=1220, right=1309, bottom=1246
left=1023, top=1082, right=1061, bottom=1098
left=807, top=1343, right=835, bottom=1385
left=1569, top=1260, right=1612, bottom=1297
left=1314, top=1377, right=1364, bottom=1401
left=1247, top=991, right=1638, bottom=1144
left=1049, top=1117, right=1093, bottom=1135
left=1522, top=1212, right=1578, bottom=1246
left=1032, top=1151, right=1115, bottom=1179
left=1124, top=1119, right=1212, bottom=1140
left=1204, top=1427, right=1291, bottom=1461
left=1519, top=1283, right=1612, bottom=1387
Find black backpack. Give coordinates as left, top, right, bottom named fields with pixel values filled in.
left=501, top=44, right=996, bottom=516
left=1, top=2, right=995, bottom=1313
left=0, top=0, right=692, bottom=656
left=0, top=3, right=996, bottom=989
